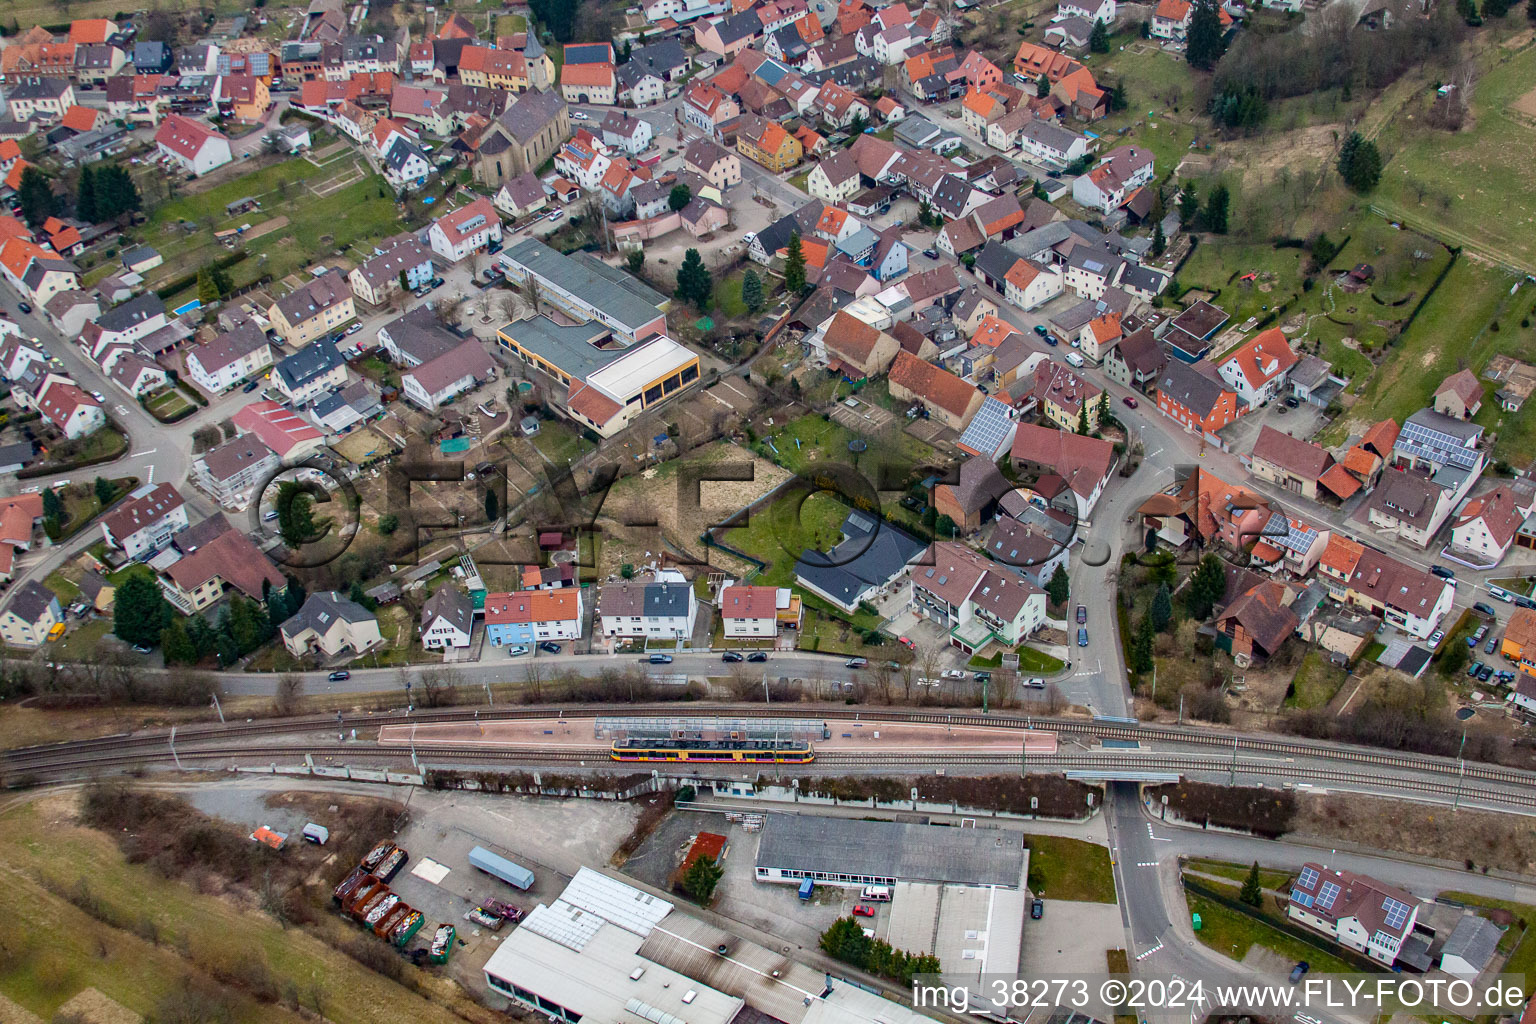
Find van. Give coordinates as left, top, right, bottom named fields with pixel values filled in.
left=860, top=885, right=891, bottom=902
left=1065, top=351, right=1085, bottom=368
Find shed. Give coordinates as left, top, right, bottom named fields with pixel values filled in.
left=302, top=822, right=330, bottom=845
left=1439, top=914, right=1503, bottom=979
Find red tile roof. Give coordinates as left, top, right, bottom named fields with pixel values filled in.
left=720, top=585, right=777, bottom=619
left=889, top=350, right=980, bottom=419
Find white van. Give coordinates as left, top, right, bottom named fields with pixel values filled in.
left=1065, top=351, right=1085, bottom=368
left=860, top=885, right=892, bottom=902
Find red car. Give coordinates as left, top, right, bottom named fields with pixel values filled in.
left=852, top=905, right=876, bottom=917
left=897, top=636, right=916, bottom=649
left=1122, top=396, right=1139, bottom=408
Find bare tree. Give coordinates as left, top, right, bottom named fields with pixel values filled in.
left=394, top=666, right=416, bottom=707
left=1045, top=681, right=1067, bottom=715
left=523, top=658, right=544, bottom=702
left=919, top=646, right=941, bottom=702
left=274, top=673, right=304, bottom=715
left=899, top=661, right=916, bottom=702
left=868, top=662, right=892, bottom=704
left=419, top=665, right=463, bottom=708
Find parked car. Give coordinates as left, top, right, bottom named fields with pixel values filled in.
left=1427, top=630, right=1444, bottom=650
left=852, top=905, right=876, bottom=917
left=1032, top=325, right=1049, bottom=337
left=922, top=248, right=940, bottom=259
left=941, top=668, right=965, bottom=679
left=1077, top=627, right=1088, bottom=646
left=538, top=641, right=562, bottom=654
left=1122, top=396, right=1139, bottom=408
left=507, top=645, right=529, bottom=657
left=1076, top=605, right=1087, bottom=624
left=90, top=390, right=105, bottom=402
left=1289, top=962, right=1310, bottom=985
left=1486, top=634, right=1499, bottom=655
left=1030, top=899, right=1044, bottom=919
left=1284, top=396, right=1300, bottom=408
left=547, top=209, right=564, bottom=221
left=648, top=653, right=673, bottom=664
left=1474, top=602, right=1497, bottom=618
left=898, top=636, right=916, bottom=649
left=721, top=651, right=743, bottom=662
left=747, top=651, right=768, bottom=662
left=1431, top=565, right=1455, bottom=580
left=242, top=379, right=261, bottom=392
left=328, top=670, right=350, bottom=681
left=1468, top=661, right=1483, bottom=678
left=845, top=657, right=868, bottom=668
left=973, top=670, right=991, bottom=682
left=16, top=301, right=30, bottom=314
left=1479, top=664, right=1494, bottom=682
left=1043, top=334, right=1057, bottom=346
left=345, top=322, right=363, bottom=334
left=571, top=110, right=589, bottom=119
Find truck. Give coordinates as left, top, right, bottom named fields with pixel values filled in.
left=798, top=879, right=815, bottom=901
left=469, top=845, right=534, bottom=890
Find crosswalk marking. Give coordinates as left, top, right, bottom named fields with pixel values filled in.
left=1134, top=941, right=1164, bottom=961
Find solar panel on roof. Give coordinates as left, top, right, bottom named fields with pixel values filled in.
left=1297, top=866, right=1320, bottom=889
left=1382, top=897, right=1411, bottom=929
left=1291, top=890, right=1314, bottom=908
left=1316, top=880, right=1341, bottom=910
left=957, top=398, right=1013, bottom=457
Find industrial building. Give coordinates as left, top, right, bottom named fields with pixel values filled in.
left=483, top=868, right=936, bottom=1024
left=754, top=813, right=1028, bottom=889
left=885, top=881, right=1027, bottom=978
left=496, top=238, right=670, bottom=344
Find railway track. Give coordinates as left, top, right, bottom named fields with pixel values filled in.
left=6, top=703, right=1533, bottom=791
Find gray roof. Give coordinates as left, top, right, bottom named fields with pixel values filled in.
left=4, top=579, right=58, bottom=624
left=422, top=584, right=473, bottom=633
left=9, top=78, right=71, bottom=100
left=280, top=590, right=375, bottom=639
left=500, top=238, right=667, bottom=336
left=642, top=581, right=692, bottom=618
left=275, top=269, right=351, bottom=325
left=96, top=291, right=164, bottom=333
left=496, top=89, right=567, bottom=144
left=794, top=510, right=925, bottom=608
left=0, top=441, right=33, bottom=467
left=1157, top=359, right=1230, bottom=418
left=1020, top=118, right=1083, bottom=157
left=631, top=39, right=689, bottom=75
left=312, top=379, right=380, bottom=422
left=756, top=813, right=1027, bottom=887
left=382, top=135, right=430, bottom=174
left=354, top=238, right=432, bottom=291
left=1441, top=915, right=1502, bottom=971
left=273, top=338, right=343, bottom=391
left=714, top=8, right=766, bottom=44
left=498, top=315, right=616, bottom=381
left=1119, top=262, right=1165, bottom=294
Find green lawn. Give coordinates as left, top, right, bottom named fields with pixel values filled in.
left=1185, top=890, right=1355, bottom=973
left=1026, top=835, right=1116, bottom=903
left=1286, top=649, right=1347, bottom=709
left=1185, top=858, right=1293, bottom=892
left=42, top=571, right=79, bottom=602
left=528, top=420, right=594, bottom=465
left=725, top=490, right=851, bottom=586
left=1076, top=44, right=1203, bottom=175
left=1372, top=40, right=1536, bottom=273
left=54, top=619, right=112, bottom=663
left=1362, top=640, right=1386, bottom=661
left=787, top=170, right=812, bottom=195
left=494, top=12, right=528, bottom=34
left=1016, top=646, right=1065, bottom=673
left=714, top=271, right=758, bottom=319
left=144, top=388, right=194, bottom=420
left=750, top=412, right=936, bottom=478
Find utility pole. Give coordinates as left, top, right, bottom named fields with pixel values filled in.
left=1229, top=735, right=1238, bottom=785
left=169, top=726, right=182, bottom=770
left=1454, top=726, right=1467, bottom=810
left=210, top=692, right=224, bottom=724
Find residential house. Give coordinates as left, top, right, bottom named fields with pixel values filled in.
left=597, top=576, right=698, bottom=638
left=1287, top=864, right=1420, bottom=967
left=1104, top=327, right=1165, bottom=390
left=347, top=237, right=434, bottom=306
left=694, top=9, right=767, bottom=57
left=1030, top=359, right=1102, bottom=432
left=1215, top=580, right=1298, bottom=663
left=1162, top=299, right=1229, bottom=362
left=158, top=515, right=286, bottom=614
left=795, top=509, right=926, bottom=613
left=218, top=74, right=269, bottom=120
left=194, top=434, right=279, bottom=508
left=932, top=451, right=1012, bottom=531
left=36, top=381, right=104, bottom=438
left=560, top=61, right=617, bottom=105
left=0, top=579, right=61, bottom=647
left=807, top=149, right=860, bottom=203
left=1017, top=119, right=1088, bottom=167
left=1450, top=485, right=1533, bottom=566
left=185, top=318, right=273, bottom=393
left=401, top=337, right=496, bottom=409
left=1392, top=408, right=1484, bottom=480
left=230, top=400, right=325, bottom=462
left=1248, top=425, right=1336, bottom=501
left=1137, top=466, right=1276, bottom=553
left=271, top=339, right=347, bottom=406
left=428, top=197, right=502, bottom=262
left=1362, top=470, right=1458, bottom=548
left=1500, top=608, right=1536, bottom=677
left=7, top=78, right=74, bottom=121
left=1071, top=145, right=1154, bottom=214
left=680, top=81, right=738, bottom=138
left=1216, top=328, right=1299, bottom=408
left=1318, top=536, right=1454, bottom=639
left=280, top=590, right=383, bottom=659
left=267, top=270, right=355, bottom=347
left=381, top=135, right=433, bottom=191
left=600, top=110, right=652, bottom=155
left=108, top=352, right=169, bottom=398
left=1434, top=368, right=1483, bottom=420
left=820, top=309, right=899, bottom=378
left=99, top=481, right=187, bottom=560
left=421, top=585, right=474, bottom=648
left=1009, top=421, right=1115, bottom=518
left=736, top=115, right=803, bottom=171
left=494, top=172, right=551, bottom=219
left=153, top=114, right=232, bottom=175
left=887, top=349, right=983, bottom=430
left=483, top=589, right=583, bottom=646
left=909, top=540, right=1046, bottom=654
left=719, top=584, right=803, bottom=637
left=684, top=138, right=742, bottom=190
left=1157, top=359, right=1243, bottom=441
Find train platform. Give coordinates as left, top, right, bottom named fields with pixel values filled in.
left=376, top=718, right=1058, bottom=754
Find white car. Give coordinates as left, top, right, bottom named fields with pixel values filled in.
left=572, top=110, right=589, bottom=120
left=90, top=390, right=105, bottom=402
left=941, top=669, right=965, bottom=679
left=1427, top=630, right=1444, bottom=650
left=507, top=644, right=530, bottom=657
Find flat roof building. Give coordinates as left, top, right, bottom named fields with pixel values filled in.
left=497, top=237, right=670, bottom=344
left=885, top=880, right=1027, bottom=978
left=755, top=813, right=1027, bottom=889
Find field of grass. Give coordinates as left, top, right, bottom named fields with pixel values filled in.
left=494, top=12, right=528, bottom=34
left=528, top=419, right=594, bottom=465
left=750, top=412, right=936, bottom=478
left=1185, top=889, right=1355, bottom=973
left=1078, top=43, right=1204, bottom=175
left=52, top=618, right=112, bottom=662
left=1286, top=649, right=1347, bottom=709
left=1372, top=38, right=1536, bottom=273
left=0, top=794, right=470, bottom=1024
left=1026, top=835, right=1116, bottom=903
left=1185, top=858, right=1293, bottom=892
left=725, top=489, right=851, bottom=586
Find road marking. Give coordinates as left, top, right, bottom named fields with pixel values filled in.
left=115, top=405, right=129, bottom=416
left=1134, top=941, right=1163, bottom=961
left=130, top=449, right=157, bottom=457
left=1136, top=861, right=1158, bottom=867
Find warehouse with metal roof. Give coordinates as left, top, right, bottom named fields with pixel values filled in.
left=754, top=813, right=1027, bottom=889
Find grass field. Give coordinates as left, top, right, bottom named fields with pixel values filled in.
left=494, top=12, right=528, bottom=34
left=144, top=388, right=195, bottom=420
left=750, top=412, right=936, bottom=478
left=1026, top=835, right=1116, bottom=903
left=1185, top=889, right=1355, bottom=973
left=0, top=794, right=470, bottom=1024
left=52, top=619, right=112, bottom=662
left=725, top=489, right=851, bottom=585
left=1184, top=858, right=1293, bottom=892
left=1078, top=43, right=1204, bottom=175
left=1372, top=38, right=1536, bottom=272
left=1285, top=649, right=1347, bottom=709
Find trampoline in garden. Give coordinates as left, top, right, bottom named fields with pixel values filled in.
left=848, top=439, right=868, bottom=453
left=516, top=381, right=533, bottom=393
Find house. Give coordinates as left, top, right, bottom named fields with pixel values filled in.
left=185, top=318, right=273, bottom=393
left=0, top=579, right=61, bottom=648
left=1392, top=408, right=1484, bottom=479
left=1157, top=359, right=1243, bottom=441
left=600, top=111, right=652, bottom=155
left=218, top=74, right=270, bottom=121
left=560, top=61, right=617, bottom=105
left=108, top=352, right=169, bottom=398
left=1214, top=579, right=1298, bottom=663
left=818, top=310, right=899, bottom=378
left=268, top=269, right=355, bottom=347
left=1450, top=485, right=1533, bottom=566
left=280, top=590, right=383, bottom=659
left=7, top=78, right=74, bottom=121
left=681, top=81, right=739, bottom=138
left=421, top=585, right=474, bottom=648
left=153, top=114, right=232, bottom=175
left=1030, top=359, right=1103, bottom=432
left=1500, top=608, right=1536, bottom=678
left=1438, top=915, right=1503, bottom=981
left=1248, top=425, right=1336, bottom=501
left=1104, top=327, right=1166, bottom=390
left=1137, top=466, right=1274, bottom=553
left=1361, top=471, right=1457, bottom=548
left=1287, top=863, right=1420, bottom=967
left=932, top=451, right=1012, bottom=531
left=99, top=481, right=187, bottom=560
left=736, top=115, right=803, bottom=171
left=694, top=9, right=767, bottom=57
left=909, top=541, right=1047, bottom=653
left=796, top=510, right=926, bottom=613
left=231, top=400, right=325, bottom=462
left=1071, top=146, right=1154, bottom=215
left=157, top=515, right=286, bottom=614
left=381, top=135, right=433, bottom=191
left=271, top=339, right=347, bottom=405
left=719, top=584, right=803, bottom=637
left=428, top=197, right=502, bottom=262
left=1434, top=368, right=1483, bottom=420
left=194, top=435, right=279, bottom=509
left=483, top=589, right=583, bottom=646
left=1009, top=422, right=1115, bottom=518
left=685, top=138, right=741, bottom=190
left=401, top=337, right=496, bottom=409
left=888, top=350, right=982, bottom=430
left=1162, top=299, right=1228, bottom=362
left=1150, top=0, right=1193, bottom=38
left=1320, top=538, right=1454, bottom=638
left=1017, top=119, right=1088, bottom=167
left=494, top=172, right=551, bottom=219
left=347, top=237, right=434, bottom=306
left=597, top=575, right=698, bottom=638
left=36, top=381, right=105, bottom=438
left=1216, top=328, right=1299, bottom=407
left=807, top=149, right=859, bottom=203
